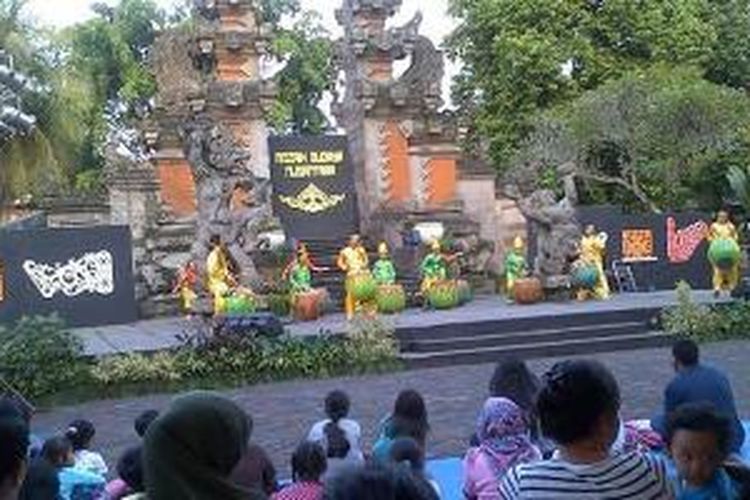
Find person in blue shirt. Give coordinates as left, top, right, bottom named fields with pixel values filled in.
left=652, top=339, right=745, bottom=454
left=37, top=436, right=105, bottom=500
left=666, top=403, right=743, bottom=499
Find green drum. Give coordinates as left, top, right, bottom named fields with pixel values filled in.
left=456, top=279, right=473, bottom=305
left=571, top=261, right=599, bottom=289
left=350, top=272, right=377, bottom=302
left=708, top=238, right=741, bottom=270
left=376, top=284, right=407, bottom=314
left=225, top=294, right=256, bottom=316
left=427, top=280, right=459, bottom=310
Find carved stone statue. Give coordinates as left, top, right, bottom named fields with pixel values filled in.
left=181, top=113, right=269, bottom=286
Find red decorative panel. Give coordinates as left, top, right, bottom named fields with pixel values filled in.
left=622, top=229, right=655, bottom=261
left=382, top=122, right=411, bottom=204
left=667, top=216, right=708, bottom=263
left=157, top=160, right=197, bottom=217
left=425, top=158, right=457, bottom=205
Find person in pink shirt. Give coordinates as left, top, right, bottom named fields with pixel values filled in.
left=273, top=441, right=326, bottom=500
left=463, top=398, right=541, bottom=500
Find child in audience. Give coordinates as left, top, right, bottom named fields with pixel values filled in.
left=666, top=403, right=743, bottom=499
left=0, top=413, right=29, bottom=500
left=106, top=446, right=145, bottom=500
left=133, top=410, right=159, bottom=438
left=273, top=441, right=326, bottom=500
left=464, top=398, right=541, bottom=500
left=373, top=389, right=430, bottom=464
left=389, top=437, right=441, bottom=499
left=499, top=360, right=672, bottom=499
left=66, top=419, right=108, bottom=476
left=308, top=390, right=364, bottom=480
left=40, top=436, right=106, bottom=500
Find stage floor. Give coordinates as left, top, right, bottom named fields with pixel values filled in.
left=73, top=290, right=724, bottom=357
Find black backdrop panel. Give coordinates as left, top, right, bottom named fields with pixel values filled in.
left=0, top=226, right=137, bottom=327
left=576, top=206, right=712, bottom=291
left=269, top=135, right=359, bottom=241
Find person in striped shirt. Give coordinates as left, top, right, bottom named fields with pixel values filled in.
left=499, top=360, right=673, bottom=499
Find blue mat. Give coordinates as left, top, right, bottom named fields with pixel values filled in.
left=426, top=421, right=750, bottom=500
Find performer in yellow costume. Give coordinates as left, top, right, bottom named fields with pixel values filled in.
left=206, top=235, right=236, bottom=315
left=578, top=225, right=610, bottom=300
left=337, top=234, right=370, bottom=319
left=708, top=210, right=740, bottom=296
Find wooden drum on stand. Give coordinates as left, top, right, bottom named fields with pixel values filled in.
left=514, top=278, right=543, bottom=305
left=294, top=290, right=322, bottom=321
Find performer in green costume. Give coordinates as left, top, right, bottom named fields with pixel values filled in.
left=283, top=243, right=325, bottom=293
left=504, top=236, right=527, bottom=301
left=373, top=242, right=397, bottom=285
left=420, top=240, right=449, bottom=294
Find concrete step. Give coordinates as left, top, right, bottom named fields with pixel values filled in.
left=402, top=321, right=647, bottom=353
left=400, top=331, right=674, bottom=369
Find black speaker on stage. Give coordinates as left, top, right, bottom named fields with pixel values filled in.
left=216, top=313, right=284, bottom=339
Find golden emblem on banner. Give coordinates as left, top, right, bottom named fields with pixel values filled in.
left=279, top=183, right=346, bottom=214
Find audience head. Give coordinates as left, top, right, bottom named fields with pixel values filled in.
left=667, top=403, right=731, bottom=488
left=0, top=396, right=32, bottom=425
left=118, top=446, right=145, bottom=493
left=389, top=437, right=425, bottom=472
left=323, top=390, right=352, bottom=459
left=489, top=358, right=540, bottom=412
left=325, top=463, right=437, bottom=500
left=673, top=339, right=700, bottom=371
left=143, top=391, right=252, bottom=500
left=134, top=409, right=159, bottom=438
left=65, top=419, right=96, bottom=451
left=392, top=390, right=429, bottom=444
left=41, top=436, right=74, bottom=468
left=291, top=441, right=326, bottom=483
left=325, top=390, right=350, bottom=422
left=0, top=416, right=29, bottom=500
left=537, top=360, right=620, bottom=451
left=475, top=397, right=539, bottom=474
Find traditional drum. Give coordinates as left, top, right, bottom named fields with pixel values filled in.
left=571, top=261, right=599, bottom=290
left=456, top=279, right=473, bottom=306
left=708, top=238, right=741, bottom=270
left=427, top=280, right=459, bottom=310
left=349, top=271, right=377, bottom=302
left=293, top=290, right=323, bottom=321
left=514, top=277, right=543, bottom=305
left=376, top=284, right=407, bottom=314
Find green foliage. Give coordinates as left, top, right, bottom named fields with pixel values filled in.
left=727, top=164, right=750, bottom=215
left=662, top=281, right=750, bottom=341
left=447, top=0, right=745, bottom=171
left=0, top=316, right=90, bottom=399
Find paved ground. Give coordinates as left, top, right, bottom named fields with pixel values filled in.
left=73, top=290, right=722, bottom=356
left=32, top=339, right=750, bottom=477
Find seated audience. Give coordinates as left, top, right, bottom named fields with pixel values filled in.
left=40, top=436, right=106, bottom=500
left=133, top=410, right=159, bottom=438
left=0, top=414, right=29, bottom=500
left=19, top=457, right=58, bottom=500
left=65, top=419, right=108, bottom=476
left=143, top=391, right=265, bottom=500
left=373, top=390, right=430, bottom=464
left=389, top=438, right=440, bottom=499
left=324, top=463, right=437, bottom=500
left=499, top=360, right=672, bottom=499
left=488, top=359, right=540, bottom=429
left=308, top=390, right=364, bottom=478
left=652, top=339, right=745, bottom=453
left=463, top=398, right=541, bottom=500
left=106, top=446, right=145, bottom=500
left=666, top=403, right=743, bottom=499
left=231, top=442, right=278, bottom=496
left=0, top=397, right=41, bottom=459
left=273, top=441, right=326, bottom=500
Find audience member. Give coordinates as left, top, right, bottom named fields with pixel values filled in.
left=499, top=360, right=672, bottom=499
left=0, top=415, right=29, bottom=500
left=106, top=446, right=145, bottom=500
left=231, top=443, right=278, bottom=496
left=142, top=391, right=265, bottom=500
left=18, top=457, right=58, bottom=500
left=463, top=398, right=540, bottom=500
left=273, top=441, right=326, bottom=500
left=324, top=463, right=437, bottom=500
left=666, top=403, right=742, bottom=499
left=0, top=398, right=41, bottom=459
left=389, top=438, right=441, bottom=499
left=373, top=390, right=430, bottom=464
left=308, top=390, right=364, bottom=481
left=652, top=339, right=745, bottom=454
left=40, top=436, right=106, bottom=500
left=65, top=419, right=108, bottom=476
left=133, top=410, right=159, bottom=438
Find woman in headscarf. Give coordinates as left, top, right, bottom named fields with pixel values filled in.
left=143, top=391, right=266, bottom=500
left=462, top=398, right=541, bottom=500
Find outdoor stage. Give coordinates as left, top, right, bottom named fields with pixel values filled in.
left=74, top=290, right=725, bottom=364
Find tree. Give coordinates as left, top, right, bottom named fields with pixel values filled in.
left=512, top=66, right=750, bottom=212
left=447, top=0, right=716, bottom=170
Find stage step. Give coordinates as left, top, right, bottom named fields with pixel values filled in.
left=400, top=331, right=675, bottom=369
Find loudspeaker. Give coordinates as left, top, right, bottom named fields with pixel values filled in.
left=217, top=312, right=284, bottom=339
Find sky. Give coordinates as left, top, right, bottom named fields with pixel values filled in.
left=23, top=0, right=460, bottom=104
